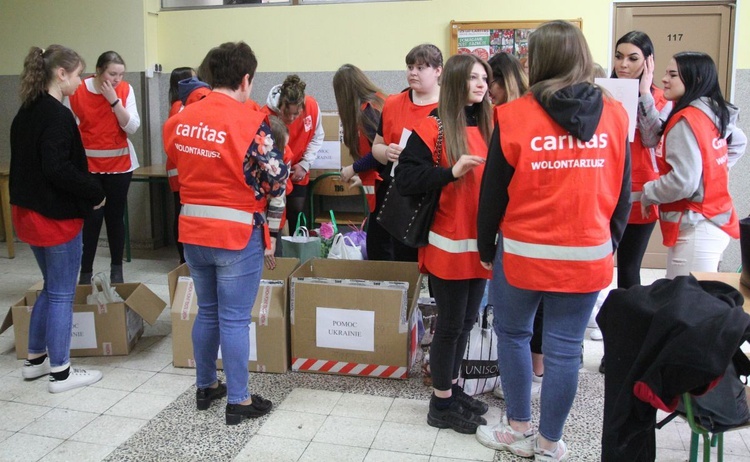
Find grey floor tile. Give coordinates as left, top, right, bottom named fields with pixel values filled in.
left=56, top=386, right=129, bottom=414
left=20, top=408, right=99, bottom=440
left=364, top=449, right=430, bottom=462
left=104, top=391, right=174, bottom=420
left=298, top=442, right=367, bottom=462
left=371, top=421, right=437, bottom=455
left=89, top=367, right=155, bottom=392
left=312, top=415, right=382, bottom=448
left=0, top=400, right=52, bottom=432
left=70, top=414, right=147, bottom=447
left=384, top=397, right=430, bottom=426
left=234, top=434, right=309, bottom=462
left=132, top=371, right=194, bottom=397
left=0, top=432, right=62, bottom=462
left=330, top=393, right=394, bottom=421
left=257, top=409, right=327, bottom=442
left=277, top=388, right=343, bottom=415
left=431, top=429, right=495, bottom=461
left=39, top=440, right=115, bottom=462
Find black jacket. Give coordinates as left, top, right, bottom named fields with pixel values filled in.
left=10, top=93, right=105, bottom=219
left=598, top=276, right=750, bottom=461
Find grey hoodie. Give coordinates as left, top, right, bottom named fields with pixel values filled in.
left=641, top=97, right=747, bottom=226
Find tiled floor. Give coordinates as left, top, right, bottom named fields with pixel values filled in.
left=0, top=242, right=749, bottom=461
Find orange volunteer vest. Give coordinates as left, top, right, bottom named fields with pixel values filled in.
left=656, top=106, right=739, bottom=246
left=69, top=76, right=132, bottom=173
left=163, top=92, right=268, bottom=250
left=629, top=87, right=668, bottom=224
left=413, top=117, right=492, bottom=281
left=262, top=95, right=320, bottom=186
left=356, top=101, right=384, bottom=212
left=496, top=94, right=629, bottom=293
left=380, top=90, right=437, bottom=147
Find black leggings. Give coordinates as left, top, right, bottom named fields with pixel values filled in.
left=286, top=184, right=308, bottom=234
left=429, top=275, right=486, bottom=391
left=616, top=222, right=656, bottom=289
left=81, top=172, right=132, bottom=273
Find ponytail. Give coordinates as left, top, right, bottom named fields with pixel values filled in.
left=19, top=45, right=84, bottom=107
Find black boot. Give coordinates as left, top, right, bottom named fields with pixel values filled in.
left=78, top=272, right=92, bottom=286
left=110, top=264, right=124, bottom=284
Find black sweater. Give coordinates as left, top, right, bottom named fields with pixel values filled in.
left=10, top=93, right=105, bottom=219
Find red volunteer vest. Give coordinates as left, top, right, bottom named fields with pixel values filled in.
left=261, top=95, right=320, bottom=186
left=496, top=94, right=629, bottom=293
left=380, top=90, right=437, bottom=146
left=629, top=87, right=668, bottom=224
left=69, top=76, right=132, bottom=173
left=163, top=92, right=267, bottom=250
left=413, top=118, right=492, bottom=281
left=656, top=106, right=739, bottom=246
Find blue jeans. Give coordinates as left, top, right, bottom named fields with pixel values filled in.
left=28, top=231, right=83, bottom=368
left=185, top=230, right=264, bottom=405
left=490, top=244, right=598, bottom=442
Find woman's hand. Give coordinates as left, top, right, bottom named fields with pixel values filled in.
left=340, top=165, right=355, bottom=182
left=384, top=143, right=403, bottom=163
left=99, top=80, right=118, bottom=106
left=640, top=201, right=651, bottom=220
left=481, top=261, right=493, bottom=271
left=451, top=155, right=486, bottom=178
left=264, top=238, right=276, bottom=269
left=290, top=163, right=306, bottom=182
left=639, top=55, right=655, bottom=96
left=348, top=174, right=363, bottom=189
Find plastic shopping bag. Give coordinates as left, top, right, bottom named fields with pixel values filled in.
left=327, top=233, right=364, bottom=260
left=457, top=305, right=500, bottom=396
left=86, top=272, right=124, bottom=311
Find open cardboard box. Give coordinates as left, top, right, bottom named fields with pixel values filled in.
left=289, top=258, right=423, bottom=379
left=168, top=257, right=299, bottom=372
left=1, top=282, right=166, bottom=358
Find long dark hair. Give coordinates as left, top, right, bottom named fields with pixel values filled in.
left=169, top=67, right=194, bottom=104
left=610, top=30, right=654, bottom=80
left=333, top=64, right=386, bottom=159
left=662, top=51, right=731, bottom=137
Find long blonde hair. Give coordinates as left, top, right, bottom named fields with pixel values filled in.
left=333, top=64, right=386, bottom=159
left=437, top=54, right=493, bottom=166
left=528, top=21, right=594, bottom=105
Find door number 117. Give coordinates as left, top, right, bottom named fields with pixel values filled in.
left=667, top=33, right=684, bottom=41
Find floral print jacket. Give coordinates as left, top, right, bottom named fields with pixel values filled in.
left=243, top=120, right=289, bottom=233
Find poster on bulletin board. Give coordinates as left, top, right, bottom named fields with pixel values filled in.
left=450, top=19, right=583, bottom=61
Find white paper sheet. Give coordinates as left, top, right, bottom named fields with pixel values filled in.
left=390, top=128, right=413, bottom=177
left=595, top=77, right=638, bottom=142
left=316, top=307, right=375, bottom=352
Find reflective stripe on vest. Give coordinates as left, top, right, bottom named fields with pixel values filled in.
left=167, top=168, right=178, bottom=178
left=659, top=210, right=682, bottom=224
left=631, top=191, right=642, bottom=203
left=85, top=147, right=129, bottom=158
left=503, top=237, right=612, bottom=261
left=428, top=231, right=478, bottom=253
left=362, top=185, right=375, bottom=194
left=182, top=204, right=254, bottom=225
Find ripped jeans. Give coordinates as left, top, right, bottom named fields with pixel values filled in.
left=666, top=219, right=731, bottom=279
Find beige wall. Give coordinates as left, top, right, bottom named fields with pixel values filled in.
left=1, top=0, right=747, bottom=75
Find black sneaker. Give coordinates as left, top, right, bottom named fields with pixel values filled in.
left=452, top=385, right=489, bottom=418
left=225, top=394, right=273, bottom=425
left=427, top=398, right=479, bottom=434
left=599, top=356, right=606, bottom=374
left=196, top=381, right=227, bottom=410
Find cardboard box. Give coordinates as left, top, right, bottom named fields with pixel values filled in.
left=311, top=113, right=351, bottom=174
left=289, top=259, right=423, bottom=379
left=1, top=282, right=166, bottom=359
left=168, top=258, right=299, bottom=372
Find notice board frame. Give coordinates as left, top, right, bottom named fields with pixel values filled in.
left=449, top=19, right=583, bottom=59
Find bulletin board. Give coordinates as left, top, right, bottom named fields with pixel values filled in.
left=449, top=19, right=583, bottom=61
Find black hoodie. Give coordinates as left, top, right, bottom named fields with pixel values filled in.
left=477, top=83, right=631, bottom=263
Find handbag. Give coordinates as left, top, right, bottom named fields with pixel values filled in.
left=376, top=116, right=443, bottom=248
left=457, top=305, right=501, bottom=396
left=327, top=233, right=364, bottom=260
left=86, top=272, right=124, bottom=311
left=281, top=213, right=322, bottom=263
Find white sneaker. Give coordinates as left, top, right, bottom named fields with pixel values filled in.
left=590, top=328, right=603, bottom=341
left=22, top=357, right=50, bottom=379
left=476, top=414, right=536, bottom=457
left=493, top=374, right=542, bottom=400
left=48, top=368, right=102, bottom=393
left=535, top=438, right=568, bottom=461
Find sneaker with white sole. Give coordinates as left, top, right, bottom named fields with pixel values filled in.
left=534, top=438, right=568, bottom=462
left=48, top=368, right=102, bottom=393
left=493, top=374, right=543, bottom=400
left=22, top=357, right=50, bottom=379
left=590, top=328, right=603, bottom=341
left=476, top=414, right=536, bottom=457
